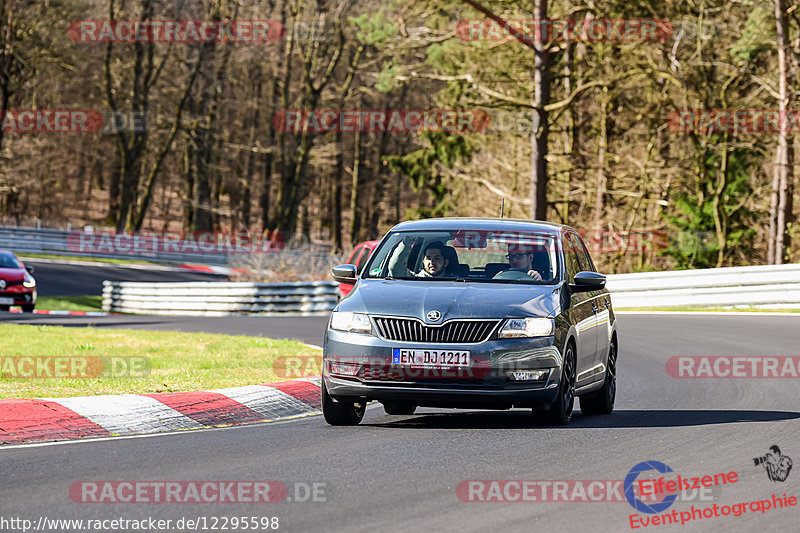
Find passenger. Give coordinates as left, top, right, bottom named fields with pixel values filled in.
left=499, top=244, right=543, bottom=280
left=389, top=238, right=450, bottom=278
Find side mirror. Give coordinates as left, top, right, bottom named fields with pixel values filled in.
left=571, top=271, right=605, bottom=292
left=332, top=264, right=358, bottom=284
left=25, top=265, right=34, bottom=274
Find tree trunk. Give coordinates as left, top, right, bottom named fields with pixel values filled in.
left=529, top=0, right=550, bottom=220
left=260, top=153, right=272, bottom=232
left=349, top=125, right=363, bottom=246
left=770, top=0, right=794, bottom=264
left=594, top=87, right=608, bottom=229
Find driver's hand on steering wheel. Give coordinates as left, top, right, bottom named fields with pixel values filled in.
left=526, top=270, right=542, bottom=281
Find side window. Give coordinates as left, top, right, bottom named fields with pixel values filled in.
left=576, top=234, right=597, bottom=273
left=347, top=247, right=362, bottom=265
left=355, top=246, right=372, bottom=273
left=570, top=233, right=593, bottom=273
left=562, top=234, right=581, bottom=284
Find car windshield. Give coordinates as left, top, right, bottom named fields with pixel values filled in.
left=363, top=229, right=560, bottom=283
left=0, top=253, right=21, bottom=269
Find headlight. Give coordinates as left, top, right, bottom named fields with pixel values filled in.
left=329, top=311, right=372, bottom=334
left=498, top=317, right=554, bottom=338
left=22, top=275, right=36, bottom=288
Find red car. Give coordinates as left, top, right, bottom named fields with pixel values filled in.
left=339, top=241, right=379, bottom=298
left=0, top=250, right=37, bottom=312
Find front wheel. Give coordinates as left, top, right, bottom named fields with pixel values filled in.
left=580, top=338, right=617, bottom=415
left=533, top=343, right=576, bottom=426
left=322, top=380, right=365, bottom=426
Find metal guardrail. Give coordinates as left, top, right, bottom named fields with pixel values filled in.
left=0, top=225, right=340, bottom=268
left=103, top=263, right=800, bottom=317
left=606, top=263, right=800, bottom=309
left=1, top=225, right=231, bottom=265
left=102, top=280, right=339, bottom=316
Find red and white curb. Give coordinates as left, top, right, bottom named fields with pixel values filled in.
left=8, top=308, right=111, bottom=316
left=0, top=378, right=322, bottom=445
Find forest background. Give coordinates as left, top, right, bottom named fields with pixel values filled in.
left=1, top=0, right=798, bottom=274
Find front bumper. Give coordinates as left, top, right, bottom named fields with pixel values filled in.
left=323, top=328, right=563, bottom=409
left=0, top=287, right=36, bottom=306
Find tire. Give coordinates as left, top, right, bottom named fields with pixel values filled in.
left=382, top=402, right=417, bottom=415
left=21, top=305, right=35, bottom=313
left=0, top=305, right=9, bottom=311
left=322, top=380, right=365, bottom=426
left=580, top=337, right=617, bottom=415
left=533, top=342, right=576, bottom=426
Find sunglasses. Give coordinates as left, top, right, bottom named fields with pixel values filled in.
left=506, top=253, right=529, bottom=260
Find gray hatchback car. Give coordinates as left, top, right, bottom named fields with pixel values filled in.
left=322, top=218, right=617, bottom=426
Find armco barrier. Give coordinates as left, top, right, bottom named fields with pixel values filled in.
left=606, top=263, right=800, bottom=309
left=102, top=280, right=339, bottom=316
left=0, top=225, right=341, bottom=269
left=102, top=263, right=800, bottom=316
left=1, top=225, right=230, bottom=265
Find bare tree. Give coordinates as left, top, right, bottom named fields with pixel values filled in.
left=768, top=0, right=794, bottom=264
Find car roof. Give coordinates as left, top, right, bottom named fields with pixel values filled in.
left=388, top=217, right=569, bottom=235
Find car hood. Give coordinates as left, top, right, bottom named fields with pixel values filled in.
left=340, top=279, right=564, bottom=320
left=0, top=267, right=25, bottom=281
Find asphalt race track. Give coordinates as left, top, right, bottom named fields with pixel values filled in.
left=2, top=314, right=799, bottom=532
left=23, top=259, right=226, bottom=297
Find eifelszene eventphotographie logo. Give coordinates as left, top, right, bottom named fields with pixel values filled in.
left=754, top=445, right=793, bottom=482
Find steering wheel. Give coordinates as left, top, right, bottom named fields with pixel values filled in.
left=492, top=268, right=532, bottom=280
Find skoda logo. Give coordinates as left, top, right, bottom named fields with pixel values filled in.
left=0, top=279, right=5, bottom=289
left=426, top=310, right=441, bottom=322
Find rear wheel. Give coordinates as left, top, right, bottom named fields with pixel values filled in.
left=533, top=343, right=576, bottom=426
left=21, top=304, right=35, bottom=313
left=322, top=380, right=365, bottom=426
left=0, top=305, right=9, bottom=311
left=382, top=402, right=417, bottom=415
left=580, top=337, right=617, bottom=415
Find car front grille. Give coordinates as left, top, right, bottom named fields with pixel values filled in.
left=373, top=317, right=500, bottom=343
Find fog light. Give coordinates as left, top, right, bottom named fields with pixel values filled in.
left=508, top=370, right=548, bottom=381
left=329, top=361, right=360, bottom=376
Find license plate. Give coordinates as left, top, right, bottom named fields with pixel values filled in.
left=392, top=348, right=470, bottom=367
left=0, top=297, right=13, bottom=305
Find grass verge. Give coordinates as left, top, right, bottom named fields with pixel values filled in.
left=0, top=324, right=321, bottom=399
left=34, top=295, right=104, bottom=312
left=20, top=252, right=172, bottom=266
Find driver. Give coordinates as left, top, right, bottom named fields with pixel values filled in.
left=497, top=243, right=543, bottom=280
left=389, top=238, right=450, bottom=278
